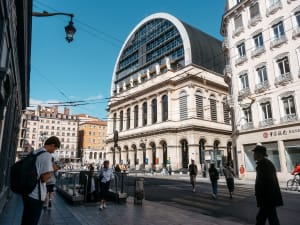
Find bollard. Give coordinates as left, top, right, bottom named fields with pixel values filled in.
left=134, top=177, right=144, bottom=204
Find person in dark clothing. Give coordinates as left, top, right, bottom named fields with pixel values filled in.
left=208, top=163, right=219, bottom=199
left=253, top=145, right=283, bottom=225
left=188, top=160, right=198, bottom=192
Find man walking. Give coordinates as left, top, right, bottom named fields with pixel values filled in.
left=188, top=159, right=198, bottom=192
left=253, top=145, right=283, bottom=225
left=21, top=136, right=60, bottom=225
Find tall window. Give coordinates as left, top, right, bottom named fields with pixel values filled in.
left=257, top=66, right=268, bottom=83
left=179, top=91, right=188, bottom=120
left=151, top=98, right=157, bottom=124
left=113, top=113, right=117, bottom=131
left=253, top=33, right=264, bottom=49
left=261, top=102, right=273, bottom=120
left=162, top=95, right=168, bottom=122
left=119, top=111, right=123, bottom=131
left=223, top=99, right=230, bottom=124
left=243, top=107, right=253, bottom=123
left=240, top=73, right=249, bottom=89
left=237, top=42, right=246, bottom=57
left=250, top=3, right=260, bottom=19
left=272, top=21, right=285, bottom=39
left=134, top=105, right=138, bottom=128
left=282, top=96, right=296, bottom=116
left=210, top=95, right=217, bottom=122
left=234, top=14, right=243, bottom=30
left=296, top=11, right=300, bottom=27
left=195, top=91, right=204, bottom=119
left=126, top=108, right=130, bottom=129
left=142, top=102, right=147, bottom=126
left=277, top=57, right=290, bottom=76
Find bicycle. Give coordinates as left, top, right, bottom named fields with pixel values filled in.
left=286, top=174, right=300, bottom=191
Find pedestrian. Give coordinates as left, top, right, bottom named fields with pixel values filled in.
left=44, top=157, right=59, bottom=209
left=188, top=159, right=198, bottom=192
left=208, top=163, right=219, bottom=199
left=98, top=160, right=113, bottom=210
left=223, top=162, right=235, bottom=199
left=87, top=164, right=99, bottom=202
left=291, top=162, right=300, bottom=176
left=253, top=145, right=283, bottom=225
left=21, top=136, right=60, bottom=225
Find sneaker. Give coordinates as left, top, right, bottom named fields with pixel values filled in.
left=99, top=205, right=103, bottom=210
left=48, top=200, right=52, bottom=208
left=192, top=188, right=195, bottom=193
left=103, top=203, right=107, bottom=209
left=212, top=194, right=216, bottom=199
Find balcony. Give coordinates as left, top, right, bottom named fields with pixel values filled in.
left=248, top=15, right=262, bottom=27
left=241, top=122, right=254, bottom=130
left=251, top=46, right=265, bottom=58
left=238, top=88, right=251, bottom=98
left=281, top=113, right=297, bottom=123
left=255, top=81, right=270, bottom=93
left=232, top=26, right=244, bottom=37
left=275, top=72, right=292, bottom=86
left=292, top=26, right=300, bottom=39
left=270, top=35, right=287, bottom=49
left=259, top=118, right=274, bottom=127
left=266, top=1, right=282, bottom=16
left=235, top=55, right=247, bottom=66
left=222, top=38, right=229, bottom=51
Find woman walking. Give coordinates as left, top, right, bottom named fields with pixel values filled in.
left=208, top=163, right=219, bottom=199
left=98, top=160, right=113, bottom=210
left=223, top=162, right=235, bottom=199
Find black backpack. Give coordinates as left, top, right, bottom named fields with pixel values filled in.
left=10, top=151, right=46, bottom=195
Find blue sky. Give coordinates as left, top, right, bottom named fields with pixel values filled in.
left=31, top=0, right=226, bottom=119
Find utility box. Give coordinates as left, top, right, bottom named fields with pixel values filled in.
left=134, top=177, right=144, bottom=204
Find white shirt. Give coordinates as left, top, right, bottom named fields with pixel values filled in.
left=99, top=168, right=113, bottom=183
left=28, top=148, right=53, bottom=201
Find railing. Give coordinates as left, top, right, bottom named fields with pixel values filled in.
left=281, top=113, right=297, bottom=123
left=241, top=122, right=254, bottom=130
left=259, top=118, right=274, bottom=127
left=238, top=87, right=251, bottom=97
left=233, top=26, right=244, bottom=37
left=251, top=46, right=265, bottom=57
left=270, top=35, right=287, bottom=48
left=292, top=26, right=300, bottom=39
left=275, top=72, right=292, bottom=85
left=248, top=15, right=262, bottom=27
left=266, top=1, right=282, bottom=16
left=235, top=55, right=247, bottom=65
left=255, top=80, right=269, bottom=93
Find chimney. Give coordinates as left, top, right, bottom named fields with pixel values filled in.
left=64, top=107, right=70, bottom=115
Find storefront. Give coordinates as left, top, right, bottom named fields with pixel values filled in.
left=237, top=125, right=300, bottom=180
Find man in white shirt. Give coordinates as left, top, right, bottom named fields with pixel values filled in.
left=21, top=136, right=60, bottom=225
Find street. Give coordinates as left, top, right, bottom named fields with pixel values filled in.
left=127, top=176, right=300, bottom=225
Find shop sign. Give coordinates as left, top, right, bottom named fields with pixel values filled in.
left=263, top=127, right=300, bottom=139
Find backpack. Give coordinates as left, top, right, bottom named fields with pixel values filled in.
left=10, top=151, right=46, bottom=195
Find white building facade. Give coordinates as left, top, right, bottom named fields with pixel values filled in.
left=106, top=13, right=232, bottom=172
left=17, top=106, right=79, bottom=161
left=221, top=0, right=300, bottom=180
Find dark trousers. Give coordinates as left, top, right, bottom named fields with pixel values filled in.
left=21, top=195, right=44, bottom=225
left=211, top=181, right=218, bottom=195
left=256, top=207, right=280, bottom=225
left=100, top=182, right=110, bottom=200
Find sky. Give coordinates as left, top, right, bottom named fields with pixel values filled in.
left=31, top=0, right=226, bottom=120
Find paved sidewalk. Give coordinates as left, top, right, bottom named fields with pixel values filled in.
left=0, top=193, right=251, bottom=225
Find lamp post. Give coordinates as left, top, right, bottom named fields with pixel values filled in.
left=32, top=11, right=76, bottom=43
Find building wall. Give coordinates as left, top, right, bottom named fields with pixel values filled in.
left=0, top=0, right=32, bottom=212
left=221, top=0, right=300, bottom=180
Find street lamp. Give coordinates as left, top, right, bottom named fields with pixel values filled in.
left=32, top=11, right=76, bottom=43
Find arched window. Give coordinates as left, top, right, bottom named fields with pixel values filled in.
left=162, top=95, right=168, bottom=121
left=223, top=98, right=230, bottom=124
left=89, top=152, right=93, bottom=159
left=210, top=95, right=217, bottom=122
left=227, top=142, right=232, bottom=162
left=161, top=141, right=168, bottom=167
left=150, top=143, right=156, bottom=165
left=142, top=102, right=147, bottom=126
left=179, top=91, right=188, bottom=120
left=195, top=90, right=204, bottom=119
left=113, top=113, right=117, bottom=131
left=119, top=110, right=123, bottom=131
left=134, top=105, right=139, bottom=128
left=151, top=98, right=157, bottom=124
left=99, top=152, right=102, bottom=159
left=94, top=152, right=97, bottom=159
left=126, top=108, right=130, bottom=129
left=199, top=139, right=206, bottom=164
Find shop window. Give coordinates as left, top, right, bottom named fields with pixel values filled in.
left=285, top=140, right=300, bottom=172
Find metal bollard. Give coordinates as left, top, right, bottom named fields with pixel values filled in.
left=134, top=177, right=144, bottom=204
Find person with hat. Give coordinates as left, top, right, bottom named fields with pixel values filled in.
left=253, top=145, right=283, bottom=225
